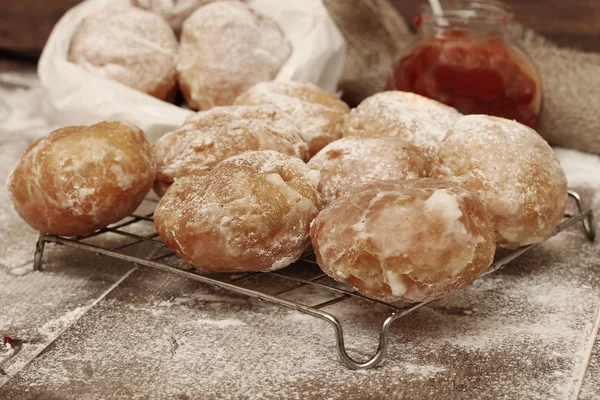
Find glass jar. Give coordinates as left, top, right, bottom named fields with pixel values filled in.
left=388, top=0, right=542, bottom=128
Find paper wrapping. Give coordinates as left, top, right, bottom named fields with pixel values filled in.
left=38, top=0, right=346, bottom=142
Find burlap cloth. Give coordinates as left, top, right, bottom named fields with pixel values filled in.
left=323, top=0, right=600, bottom=155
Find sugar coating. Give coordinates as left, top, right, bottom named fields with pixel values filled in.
left=430, top=115, right=568, bottom=248
left=154, top=150, right=322, bottom=272
left=7, top=122, right=155, bottom=236
left=235, top=81, right=350, bottom=157
left=307, top=137, right=429, bottom=206
left=311, top=179, right=495, bottom=302
left=68, top=7, right=179, bottom=102
left=178, top=1, right=291, bottom=110
left=152, top=105, right=308, bottom=196
left=342, top=91, right=462, bottom=159
left=131, top=0, right=233, bottom=33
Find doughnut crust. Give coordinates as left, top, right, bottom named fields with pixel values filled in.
left=235, top=81, right=350, bottom=157
left=152, top=105, right=308, bottom=197
left=178, top=1, right=291, bottom=110
left=8, top=122, right=155, bottom=236
left=154, top=150, right=322, bottom=272
left=307, top=137, right=429, bottom=206
left=342, top=91, right=462, bottom=158
left=68, top=7, right=179, bottom=102
left=431, top=115, right=568, bottom=247
left=131, top=0, right=231, bottom=34
left=311, top=179, right=496, bottom=302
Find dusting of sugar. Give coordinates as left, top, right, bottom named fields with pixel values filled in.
left=307, top=136, right=429, bottom=205
left=197, top=318, right=247, bottom=328
left=68, top=7, right=178, bottom=98
left=178, top=1, right=291, bottom=109
left=132, top=0, right=223, bottom=32
left=235, top=81, right=350, bottom=155
left=342, top=91, right=462, bottom=158
left=154, top=105, right=307, bottom=193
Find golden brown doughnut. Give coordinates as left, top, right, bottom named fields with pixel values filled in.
left=311, top=179, right=496, bottom=302
left=342, top=91, right=462, bottom=158
left=154, top=150, right=322, bottom=272
left=8, top=122, right=155, bottom=236
left=430, top=115, right=568, bottom=248
left=307, top=137, right=429, bottom=206
left=178, top=1, right=291, bottom=110
left=68, top=7, right=179, bottom=102
left=235, top=81, right=350, bottom=157
left=152, top=105, right=308, bottom=197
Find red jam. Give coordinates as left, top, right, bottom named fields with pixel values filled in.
left=388, top=33, right=541, bottom=127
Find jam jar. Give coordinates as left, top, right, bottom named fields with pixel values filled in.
left=388, top=1, right=542, bottom=128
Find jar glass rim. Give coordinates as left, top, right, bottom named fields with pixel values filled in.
left=419, top=0, right=514, bottom=26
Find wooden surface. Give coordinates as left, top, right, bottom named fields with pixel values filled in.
left=0, top=0, right=599, bottom=54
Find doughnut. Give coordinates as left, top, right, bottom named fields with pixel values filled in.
left=131, top=0, right=233, bottom=34
left=342, top=91, right=462, bottom=158
left=178, top=1, right=291, bottom=110
left=154, top=150, right=322, bottom=272
left=311, top=179, right=496, bottom=302
left=307, top=137, right=429, bottom=206
left=7, top=122, right=155, bottom=237
left=430, top=115, right=568, bottom=248
left=235, top=81, right=350, bottom=157
left=68, top=7, right=179, bottom=102
left=152, top=105, right=308, bottom=197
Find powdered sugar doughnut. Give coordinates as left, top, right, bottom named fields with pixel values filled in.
left=342, top=91, right=462, bottom=158
left=131, top=0, right=234, bottom=34
left=178, top=1, right=291, bottom=110
left=431, top=115, right=568, bottom=248
left=8, top=122, right=155, bottom=236
left=152, top=105, right=308, bottom=197
left=307, top=137, right=429, bottom=206
left=69, top=7, right=179, bottom=102
left=311, top=179, right=495, bottom=302
left=235, top=81, right=350, bottom=157
left=154, top=150, right=322, bottom=272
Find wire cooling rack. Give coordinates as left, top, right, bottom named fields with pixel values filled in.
left=32, top=190, right=595, bottom=370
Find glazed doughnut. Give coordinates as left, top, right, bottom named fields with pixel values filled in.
left=154, top=150, right=322, bottom=272
left=431, top=115, right=568, bottom=248
left=152, top=105, right=308, bottom=197
left=307, top=137, right=429, bottom=206
left=69, top=7, right=179, bottom=102
left=8, top=122, right=155, bottom=237
left=342, top=91, right=462, bottom=158
left=311, top=179, right=496, bottom=303
left=178, top=1, right=291, bottom=110
left=131, top=0, right=234, bottom=34
left=235, top=81, right=350, bottom=157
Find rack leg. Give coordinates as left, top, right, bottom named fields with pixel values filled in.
left=33, top=233, right=47, bottom=271
left=568, top=191, right=596, bottom=241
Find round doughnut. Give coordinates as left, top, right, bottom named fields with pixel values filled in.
left=311, top=179, right=496, bottom=302
left=7, top=122, right=155, bottom=237
left=342, top=91, right=462, bottom=158
left=235, top=81, right=350, bottom=157
left=178, top=1, right=291, bottom=110
left=154, top=150, right=322, bottom=272
left=68, top=7, right=179, bottom=102
left=131, top=0, right=232, bottom=34
left=152, top=105, right=308, bottom=197
left=307, top=137, right=429, bottom=206
left=430, top=115, right=568, bottom=248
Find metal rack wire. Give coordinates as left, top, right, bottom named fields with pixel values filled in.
left=32, top=190, right=596, bottom=370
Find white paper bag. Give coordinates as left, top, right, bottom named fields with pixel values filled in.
left=38, top=0, right=346, bottom=142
